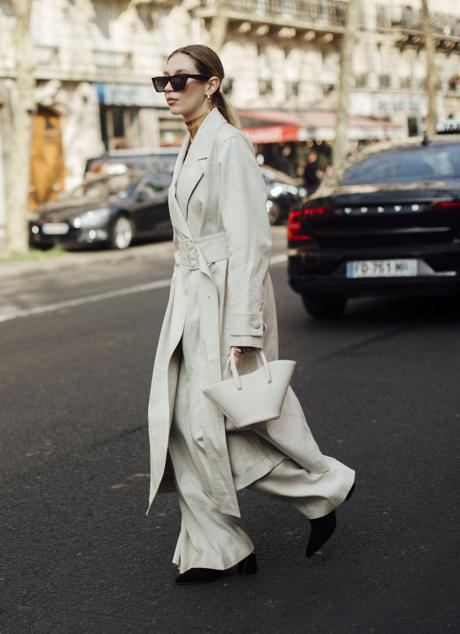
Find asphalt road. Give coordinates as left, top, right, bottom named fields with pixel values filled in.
left=1, top=228, right=459, bottom=633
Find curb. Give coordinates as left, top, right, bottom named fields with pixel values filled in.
left=0, top=240, right=175, bottom=280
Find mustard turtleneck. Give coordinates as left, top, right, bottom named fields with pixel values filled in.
left=185, top=108, right=212, bottom=141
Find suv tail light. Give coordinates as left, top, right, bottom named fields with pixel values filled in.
left=430, top=200, right=460, bottom=211
left=302, top=206, right=331, bottom=216
left=287, top=206, right=331, bottom=241
left=288, top=210, right=311, bottom=241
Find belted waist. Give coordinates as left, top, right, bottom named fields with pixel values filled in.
left=174, top=231, right=228, bottom=270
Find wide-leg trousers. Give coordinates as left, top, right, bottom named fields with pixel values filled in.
left=169, top=325, right=355, bottom=574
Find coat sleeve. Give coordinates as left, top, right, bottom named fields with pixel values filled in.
left=217, top=134, right=272, bottom=349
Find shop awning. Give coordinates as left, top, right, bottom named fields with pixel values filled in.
left=240, top=124, right=302, bottom=144
left=237, top=108, right=403, bottom=143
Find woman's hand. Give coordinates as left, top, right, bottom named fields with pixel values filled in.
left=229, top=346, right=257, bottom=358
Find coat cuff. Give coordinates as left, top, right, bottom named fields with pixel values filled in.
left=229, top=335, right=263, bottom=348
left=229, top=312, right=264, bottom=337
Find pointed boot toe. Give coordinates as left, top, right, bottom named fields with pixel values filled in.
left=174, top=552, right=258, bottom=585
left=237, top=552, right=257, bottom=575
left=306, top=510, right=337, bottom=558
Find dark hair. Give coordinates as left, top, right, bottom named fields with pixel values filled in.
left=166, top=44, right=240, bottom=128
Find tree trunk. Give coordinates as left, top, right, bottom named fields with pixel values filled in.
left=332, top=0, right=360, bottom=171
left=5, top=0, right=35, bottom=256
left=421, top=0, right=437, bottom=136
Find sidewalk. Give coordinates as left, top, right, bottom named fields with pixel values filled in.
left=0, top=226, right=287, bottom=280
left=0, top=239, right=176, bottom=280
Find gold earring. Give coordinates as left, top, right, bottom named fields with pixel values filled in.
left=206, top=93, right=212, bottom=109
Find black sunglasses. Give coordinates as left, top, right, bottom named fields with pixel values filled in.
left=151, top=73, right=211, bottom=92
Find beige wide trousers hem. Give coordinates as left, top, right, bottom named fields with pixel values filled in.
left=170, top=454, right=355, bottom=574
left=247, top=455, right=356, bottom=521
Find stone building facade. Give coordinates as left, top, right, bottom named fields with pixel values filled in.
left=0, top=0, right=459, bottom=230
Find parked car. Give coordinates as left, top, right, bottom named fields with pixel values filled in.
left=29, top=170, right=172, bottom=251
left=261, top=165, right=307, bottom=225
left=287, top=135, right=460, bottom=318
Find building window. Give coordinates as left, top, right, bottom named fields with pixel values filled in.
left=322, top=83, right=335, bottom=96
left=112, top=107, right=125, bottom=138
left=257, top=44, right=272, bottom=96
left=448, top=75, right=459, bottom=92
left=400, top=76, right=412, bottom=90
left=355, top=73, right=368, bottom=88
left=286, top=80, right=299, bottom=97
left=101, top=106, right=141, bottom=150
left=378, top=73, right=391, bottom=89
left=407, top=116, right=420, bottom=137
left=258, top=78, right=273, bottom=95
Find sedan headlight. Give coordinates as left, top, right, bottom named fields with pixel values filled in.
left=270, top=184, right=285, bottom=197
left=297, top=186, right=307, bottom=198
left=270, top=184, right=300, bottom=197
left=72, top=208, right=111, bottom=229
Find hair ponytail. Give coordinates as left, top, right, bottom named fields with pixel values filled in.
left=212, top=89, right=240, bottom=128
left=166, top=44, right=241, bottom=129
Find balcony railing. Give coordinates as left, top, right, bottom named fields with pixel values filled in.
left=94, top=49, right=132, bottom=72
left=377, top=5, right=460, bottom=39
left=199, top=0, right=347, bottom=30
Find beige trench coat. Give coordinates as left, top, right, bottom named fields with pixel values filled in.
left=146, top=107, right=347, bottom=518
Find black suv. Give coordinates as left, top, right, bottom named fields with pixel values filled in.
left=287, top=136, right=460, bottom=318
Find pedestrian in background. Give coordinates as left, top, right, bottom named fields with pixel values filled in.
left=276, top=144, right=295, bottom=176
left=303, top=149, right=322, bottom=194
left=148, top=44, right=356, bottom=585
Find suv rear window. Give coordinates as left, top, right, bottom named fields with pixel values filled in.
left=339, top=143, right=460, bottom=185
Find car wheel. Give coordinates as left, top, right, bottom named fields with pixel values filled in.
left=109, top=215, right=134, bottom=250
left=267, top=201, right=282, bottom=225
left=302, top=293, right=347, bottom=319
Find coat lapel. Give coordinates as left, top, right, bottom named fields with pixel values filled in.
left=170, top=130, right=190, bottom=192
left=169, top=107, right=228, bottom=231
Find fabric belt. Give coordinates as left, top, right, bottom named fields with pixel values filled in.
left=174, top=231, right=228, bottom=270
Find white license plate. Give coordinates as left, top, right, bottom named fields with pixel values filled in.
left=42, top=222, right=69, bottom=235
left=346, top=259, right=418, bottom=278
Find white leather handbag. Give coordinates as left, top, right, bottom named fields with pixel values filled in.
left=201, top=349, right=296, bottom=429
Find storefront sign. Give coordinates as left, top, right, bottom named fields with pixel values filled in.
left=241, top=124, right=305, bottom=144
left=97, top=83, right=165, bottom=107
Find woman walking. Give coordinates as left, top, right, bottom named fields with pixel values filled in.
left=147, top=44, right=355, bottom=585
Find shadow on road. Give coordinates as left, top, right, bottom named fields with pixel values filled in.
left=315, top=292, right=460, bottom=326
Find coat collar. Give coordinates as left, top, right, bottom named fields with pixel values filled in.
left=181, top=108, right=227, bottom=168
left=170, top=107, right=228, bottom=220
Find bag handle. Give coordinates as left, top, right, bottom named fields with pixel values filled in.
left=224, top=348, right=272, bottom=390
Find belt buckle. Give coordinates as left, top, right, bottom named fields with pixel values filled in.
left=182, top=238, right=198, bottom=270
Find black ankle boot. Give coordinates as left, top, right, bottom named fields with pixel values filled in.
left=175, top=552, right=257, bottom=585
left=237, top=551, right=257, bottom=575
left=306, top=510, right=337, bottom=558
left=175, top=567, right=222, bottom=584
left=306, top=480, right=356, bottom=558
